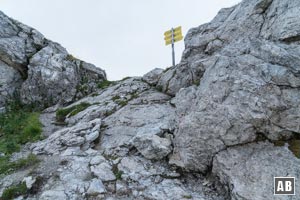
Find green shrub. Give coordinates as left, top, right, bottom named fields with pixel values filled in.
left=1, top=182, right=27, bottom=200
left=56, top=102, right=91, bottom=122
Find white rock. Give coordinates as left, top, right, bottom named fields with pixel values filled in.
left=91, top=162, right=116, bottom=181
left=87, top=179, right=106, bottom=195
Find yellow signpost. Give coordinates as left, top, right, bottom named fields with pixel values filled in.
left=164, top=26, right=183, bottom=66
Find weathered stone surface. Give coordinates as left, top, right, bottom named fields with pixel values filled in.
left=0, top=10, right=107, bottom=108
left=131, top=134, right=172, bottom=160
left=20, top=42, right=106, bottom=107
left=31, top=119, right=101, bottom=155
left=169, top=0, right=300, bottom=172
left=0, top=60, right=22, bottom=108
left=65, top=77, right=151, bottom=125
left=213, top=142, right=300, bottom=200
left=91, top=162, right=116, bottom=181
left=98, top=89, right=175, bottom=156
left=142, top=68, right=163, bottom=86
left=87, top=178, right=106, bottom=195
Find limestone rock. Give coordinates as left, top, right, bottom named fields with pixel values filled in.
left=87, top=179, right=106, bottom=195
left=142, top=68, right=164, bottom=86
left=0, top=60, right=22, bottom=108
left=99, top=89, right=175, bottom=156
left=213, top=142, right=300, bottom=199
left=169, top=0, right=300, bottom=172
left=31, top=119, right=101, bottom=155
left=91, top=162, right=116, bottom=181
left=20, top=43, right=106, bottom=107
left=0, top=10, right=107, bottom=108
left=131, top=134, right=172, bottom=160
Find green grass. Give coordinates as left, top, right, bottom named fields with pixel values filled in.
left=289, top=140, right=300, bottom=158
left=274, top=139, right=300, bottom=158
left=0, top=107, right=42, bottom=155
left=97, top=80, right=114, bottom=89
left=116, top=100, right=128, bottom=107
left=56, top=102, right=91, bottom=122
left=182, top=195, right=192, bottom=199
left=0, top=154, right=40, bottom=176
left=1, top=182, right=27, bottom=200
left=111, top=95, right=121, bottom=101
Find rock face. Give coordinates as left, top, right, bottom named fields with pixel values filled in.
left=1, top=0, right=300, bottom=199
left=213, top=142, right=300, bottom=199
left=166, top=0, right=300, bottom=173
left=0, top=11, right=106, bottom=108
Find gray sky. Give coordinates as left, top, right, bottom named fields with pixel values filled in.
left=0, top=0, right=240, bottom=80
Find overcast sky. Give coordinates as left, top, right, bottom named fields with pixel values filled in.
left=0, top=0, right=240, bottom=80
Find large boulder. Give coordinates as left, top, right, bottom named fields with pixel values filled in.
left=0, top=11, right=107, bottom=108
left=20, top=42, right=106, bottom=107
left=168, top=0, right=300, bottom=172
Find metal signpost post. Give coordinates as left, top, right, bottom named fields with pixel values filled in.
left=164, top=26, right=183, bottom=67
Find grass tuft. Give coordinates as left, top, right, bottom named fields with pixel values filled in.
left=97, top=80, right=114, bottom=89
left=56, top=102, right=91, bottom=122
left=0, top=154, right=40, bottom=176
left=1, top=182, right=27, bottom=200
left=0, top=104, right=42, bottom=155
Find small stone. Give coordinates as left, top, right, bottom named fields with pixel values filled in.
left=90, top=155, right=106, bottom=165
left=132, top=134, right=172, bottom=160
left=23, top=176, right=36, bottom=189
left=91, top=162, right=116, bottom=181
left=87, top=179, right=106, bottom=195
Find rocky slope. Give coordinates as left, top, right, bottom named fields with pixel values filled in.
left=0, top=0, right=300, bottom=199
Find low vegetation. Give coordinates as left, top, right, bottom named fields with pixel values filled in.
left=1, top=182, right=27, bottom=200
left=0, top=101, right=42, bottom=155
left=274, top=139, right=300, bottom=158
left=0, top=154, right=40, bottom=176
left=56, top=102, right=91, bottom=122
left=97, top=80, right=115, bottom=89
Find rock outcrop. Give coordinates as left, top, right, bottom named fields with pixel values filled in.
left=1, top=0, right=300, bottom=199
left=166, top=0, right=300, bottom=173
left=0, top=11, right=106, bottom=109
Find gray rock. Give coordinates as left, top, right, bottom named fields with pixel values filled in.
left=142, top=68, right=164, bottom=86
left=169, top=0, right=300, bottom=172
left=87, top=179, right=106, bottom=195
left=91, top=162, right=116, bottom=181
left=0, top=60, right=22, bottom=107
left=213, top=142, right=300, bottom=200
left=0, top=10, right=107, bottom=108
left=131, top=134, right=172, bottom=160
left=31, top=118, right=101, bottom=154
left=99, top=90, right=175, bottom=156
left=23, top=176, right=35, bottom=189
left=20, top=42, right=106, bottom=107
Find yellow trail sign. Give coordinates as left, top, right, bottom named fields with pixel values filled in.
left=164, top=26, right=183, bottom=67
left=165, top=35, right=183, bottom=45
left=164, top=26, right=182, bottom=37
left=164, top=26, right=183, bottom=46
